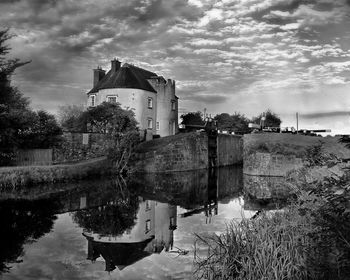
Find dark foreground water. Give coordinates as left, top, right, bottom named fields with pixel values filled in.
left=0, top=167, right=285, bottom=280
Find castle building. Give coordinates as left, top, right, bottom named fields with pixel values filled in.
left=87, top=59, right=178, bottom=139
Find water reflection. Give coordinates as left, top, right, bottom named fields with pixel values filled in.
left=0, top=199, right=60, bottom=273
left=81, top=199, right=177, bottom=272
left=0, top=166, right=250, bottom=278
left=129, top=167, right=242, bottom=209
left=243, top=174, right=291, bottom=210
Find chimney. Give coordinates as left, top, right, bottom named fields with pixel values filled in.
left=93, top=66, right=105, bottom=87
left=111, top=58, right=121, bottom=73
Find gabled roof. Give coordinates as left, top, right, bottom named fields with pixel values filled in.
left=88, top=63, right=157, bottom=94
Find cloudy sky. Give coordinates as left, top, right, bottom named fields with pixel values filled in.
left=1, top=0, right=350, bottom=134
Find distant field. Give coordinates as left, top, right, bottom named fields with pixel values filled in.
left=244, top=133, right=350, bottom=159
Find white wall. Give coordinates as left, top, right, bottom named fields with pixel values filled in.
left=148, top=78, right=178, bottom=137
left=88, top=88, right=157, bottom=137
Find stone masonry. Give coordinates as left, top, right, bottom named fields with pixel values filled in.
left=243, top=152, right=303, bottom=176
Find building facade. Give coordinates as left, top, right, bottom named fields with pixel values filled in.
left=87, top=59, right=178, bottom=139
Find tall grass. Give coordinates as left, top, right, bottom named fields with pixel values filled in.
left=194, top=179, right=350, bottom=280
left=194, top=207, right=309, bottom=280
left=0, top=157, right=112, bottom=191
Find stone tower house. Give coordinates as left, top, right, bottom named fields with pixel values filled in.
left=87, top=59, right=178, bottom=140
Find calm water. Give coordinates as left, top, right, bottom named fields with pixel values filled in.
left=0, top=167, right=285, bottom=280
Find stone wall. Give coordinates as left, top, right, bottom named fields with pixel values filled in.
left=243, top=152, right=303, bottom=176
left=53, top=132, right=111, bottom=164
left=217, top=134, right=243, bottom=166
left=131, top=132, right=244, bottom=173
left=243, top=174, right=292, bottom=201
left=131, top=132, right=208, bottom=172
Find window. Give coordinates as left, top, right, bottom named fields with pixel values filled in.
left=91, top=95, right=95, bottom=107
left=147, top=97, right=153, bottom=109
left=145, top=200, right=151, bottom=211
left=147, top=118, right=153, bottom=129
left=108, top=96, right=117, bottom=103
left=156, top=122, right=160, bottom=131
left=145, top=219, right=151, bottom=232
left=171, top=100, right=176, bottom=111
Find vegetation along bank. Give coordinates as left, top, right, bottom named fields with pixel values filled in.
left=195, top=138, right=350, bottom=280
left=0, top=157, right=112, bottom=191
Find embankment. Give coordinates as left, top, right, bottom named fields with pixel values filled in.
left=0, top=157, right=112, bottom=191
left=243, top=133, right=350, bottom=176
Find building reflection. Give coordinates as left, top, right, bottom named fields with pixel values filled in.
left=82, top=198, right=177, bottom=272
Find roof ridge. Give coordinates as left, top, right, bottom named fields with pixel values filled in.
left=122, top=63, right=157, bottom=76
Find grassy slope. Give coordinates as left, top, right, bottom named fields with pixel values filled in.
left=244, top=133, right=350, bottom=159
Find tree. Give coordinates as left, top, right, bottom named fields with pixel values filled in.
left=0, top=29, right=62, bottom=165
left=57, top=104, right=85, bottom=131
left=180, top=111, right=205, bottom=126
left=252, top=110, right=282, bottom=128
left=18, top=110, right=63, bottom=149
left=0, top=29, right=32, bottom=165
left=214, top=112, right=250, bottom=134
left=83, top=102, right=138, bottom=134
left=83, top=102, right=140, bottom=174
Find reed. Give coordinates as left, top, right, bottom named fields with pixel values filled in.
left=194, top=206, right=309, bottom=280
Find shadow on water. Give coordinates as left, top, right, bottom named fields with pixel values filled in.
left=0, top=166, right=273, bottom=275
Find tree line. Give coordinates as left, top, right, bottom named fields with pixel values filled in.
left=180, top=110, right=282, bottom=134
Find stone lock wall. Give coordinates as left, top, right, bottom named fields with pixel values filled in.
left=243, top=174, right=292, bottom=201
left=243, top=152, right=303, bottom=176
left=131, top=132, right=208, bottom=172
left=131, top=132, right=243, bottom=173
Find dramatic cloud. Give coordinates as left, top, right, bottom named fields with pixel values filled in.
left=1, top=0, right=350, bottom=133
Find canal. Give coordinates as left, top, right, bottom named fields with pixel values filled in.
left=0, top=166, right=285, bottom=279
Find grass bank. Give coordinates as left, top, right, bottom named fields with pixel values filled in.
left=244, top=133, right=350, bottom=159
left=195, top=170, right=350, bottom=280
left=0, top=157, right=112, bottom=191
